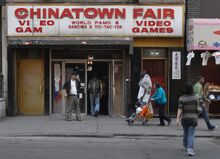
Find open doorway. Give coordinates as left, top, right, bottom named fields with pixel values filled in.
left=87, top=62, right=109, bottom=115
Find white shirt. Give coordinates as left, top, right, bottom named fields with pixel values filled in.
left=186, top=51, right=195, bottom=66
left=70, top=80, right=77, bottom=95
left=212, top=51, right=220, bottom=65
left=201, top=51, right=212, bottom=66
left=137, top=74, right=152, bottom=103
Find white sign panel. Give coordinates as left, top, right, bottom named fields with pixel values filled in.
left=187, top=18, right=220, bottom=51
left=172, top=51, right=181, bottom=80
left=7, top=5, right=183, bottom=37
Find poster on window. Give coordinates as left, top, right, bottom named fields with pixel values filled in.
left=172, top=51, right=181, bottom=80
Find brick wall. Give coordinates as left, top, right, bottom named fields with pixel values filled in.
left=187, top=0, right=202, bottom=18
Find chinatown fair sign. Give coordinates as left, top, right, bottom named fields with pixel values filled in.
left=7, top=5, right=183, bottom=37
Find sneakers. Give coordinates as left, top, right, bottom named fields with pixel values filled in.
left=187, top=148, right=195, bottom=156
left=209, top=125, right=218, bottom=131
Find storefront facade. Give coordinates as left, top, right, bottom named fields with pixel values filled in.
left=186, top=0, right=220, bottom=116
left=4, top=1, right=185, bottom=116
left=187, top=18, right=220, bottom=115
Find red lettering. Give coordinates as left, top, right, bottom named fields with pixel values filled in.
left=15, top=8, right=28, bottom=19
left=60, top=8, right=73, bottom=18
left=18, top=20, right=29, bottom=26
left=72, top=8, right=83, bottom=19
left=149, top=28, right=158, bottom=33
left=135, top=21, right=143, bottom=26
left=33, top=27, right=43, bottom=33
left=148, top=21, right=156, bottom=26
left=16, top=27, right=24, bottom=32
left=163, top=9, right=174, bottom=19
left=157, top=21, right=163, bottom=26
left=164, top=21, right=171, bottom=26
left=30, top=8, right=41, bottom=19
left=40, top=21, right=46, bottom=26
left=47, top=20, right=54, bottom=26
left=115, top=8, right=126, bottom=19
left=48, top=8, right=59, bottom=18
left=143, top=9, right=156, bottom=19
left=84, top=8, right=98, bottom=19
left=133, top=8, right=143, bottom=19
left=132, top=27, right=140, bottom=33
left=166, top=28, right=174, bottom=33
left=98, top=8, right=114, bottom=19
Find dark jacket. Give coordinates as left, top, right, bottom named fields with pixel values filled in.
left=63, top=79, right=81, bottom=97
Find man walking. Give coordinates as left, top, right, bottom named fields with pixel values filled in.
left=88, top=73, right=102, bottom=117
left=193, top=76, right=217, bottom=130
left=63, top=72, right=82, bottom=121
left=137, top=70, right=152, bottom=105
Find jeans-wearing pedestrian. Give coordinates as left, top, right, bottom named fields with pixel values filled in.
left=88, top=73, right=102, bottom=117
left=193, top=76, right=217, bottom=131
left=177, top=85, right=202, bottom=156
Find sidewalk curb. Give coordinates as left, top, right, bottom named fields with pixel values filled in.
left=1, top=133, right=219, bottom=139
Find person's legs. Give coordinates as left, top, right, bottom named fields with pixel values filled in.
left=94, top=93, right=100, bottom=113
left=161, top=104, right=171, bottom=123
left=73, top=96, right=81, bottom=121
left=201, top=106, right=215, bottom=130
left=66, top=97, right=73, bottom=120
left=187, top=126, right=196, bottom=156
left=182, top=125, right=188, bottom=149
left=158, top=106, right=165, bottom=125
left=90, top=93, right=95, bottom=115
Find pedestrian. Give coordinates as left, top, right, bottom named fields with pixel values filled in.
left=63, top=71, right=82, bottom=121
left=204, top=82, right=211, bottom=112
left=193, top=76, right=217, bottom=130
left=150, top=82, right=172, bottom=126
left=177, top=85, right=202, bottom=156
left=137, top=70, right=152, bottom=106
left=88, top=73, right=102, bottom=117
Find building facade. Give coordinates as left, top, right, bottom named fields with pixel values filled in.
left=3, top=0, right=185, bottom=116
left=186, top=0, right=220, bottom=115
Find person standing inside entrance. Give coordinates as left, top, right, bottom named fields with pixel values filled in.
left=88, top=73, right=102, bottom=117
left=63, top=72, right=82, bottom=121
left=193, top=76, right=217, bottom=131
left=137, top=70, right=152, bottom=105
left=150, top=82, right=172, bottom=126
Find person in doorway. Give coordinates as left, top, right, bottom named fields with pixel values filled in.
left=193, top=76, right=217, bottom=131
left=88, top=73, right=102, bottom=117
left=63, top=72, right=82, bottom=121
left=177, top=85, right=202, bottom=156
left=137, top=70, right=152, bottom=105
left=150, top=82, right=172, bottom=126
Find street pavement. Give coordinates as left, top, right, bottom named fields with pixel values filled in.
left=0, top=136, right=219, bottom=159
left=0, top=115, right=219, bottom=138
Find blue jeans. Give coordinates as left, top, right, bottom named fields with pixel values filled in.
left=183, top=125, right=195, bottom=149
left=201, top=106, right=215, bottom=129
left=90, top=93, right=100, bottom=115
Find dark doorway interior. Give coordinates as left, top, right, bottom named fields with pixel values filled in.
left=87, top=62, right=109, bottom=115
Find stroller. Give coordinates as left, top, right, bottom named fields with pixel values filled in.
left=126, top=101, right=154, bottom=126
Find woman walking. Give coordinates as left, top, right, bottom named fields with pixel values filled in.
left=150, top=82, right=171, bottom=126
left=177, top=85, right=202, bottom=156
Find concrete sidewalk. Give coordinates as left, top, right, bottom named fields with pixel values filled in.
left=0, top=115, right=219, bottom=138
